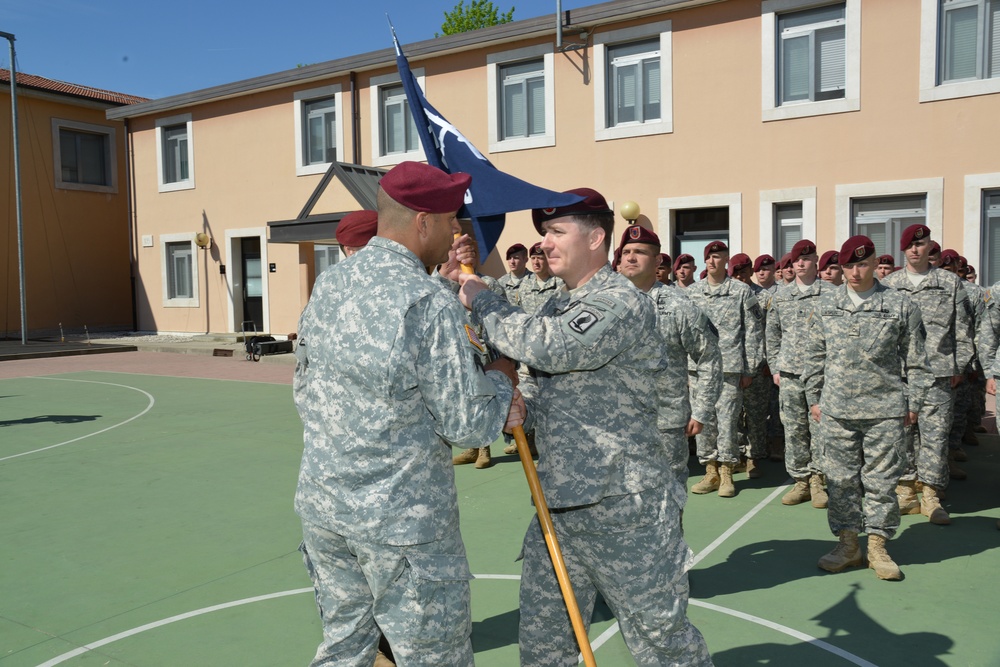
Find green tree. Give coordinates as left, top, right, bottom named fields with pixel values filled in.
left=437, top=0, right=515, bottom=36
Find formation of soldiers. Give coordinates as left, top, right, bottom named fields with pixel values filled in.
left=480, top=222, right=993, bottom=584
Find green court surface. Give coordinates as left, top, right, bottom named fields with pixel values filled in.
left=2, top=369, right=1000, bottom=666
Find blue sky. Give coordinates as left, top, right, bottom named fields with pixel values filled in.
left=0, top=0, right=593, bottom=100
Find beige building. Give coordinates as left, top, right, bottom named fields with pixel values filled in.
left=1, top=69, right=146, bottom=338
left=108, top=0, right=1000, bottom=336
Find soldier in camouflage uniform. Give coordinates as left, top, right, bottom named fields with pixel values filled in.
left=459, top=190, right=713, bottom=667
left=958, top=258, right=989, bottom=443
left=656, top=252, right=673, bottom=285
left=498, top=243, right=532, bottom=305
left=674, top=253, right=697, bottom=288
left=804, top=235, right=932, bottom=581
left=294, top=162, right=521, bottom=667
left=618, top=225, right=723, bottom=502
left=731, top=253, right=771, bottom=477
left=685, top=241, right=765, bottom=498
left=876, top=254, right=896, bottom=280
left=818, top=250, right=844, bottom=286
left=977, top=283, right=1000, bottom=432
left=883, top=225, right=975, bottom=525
left=518, top=242, right=566, bottom=315
left=755, top=254, right=785, bottom=459
left=766, top=240, right=830, bottom=508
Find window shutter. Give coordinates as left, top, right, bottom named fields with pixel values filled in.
left=615, top=63, right=638, bottom=124
left=643, top=59, right=661, bottom=120
left=405, top=100, right=419, bottom=152
left=527, top=77, right=545, bottom=135
left=385, top=101, right=403, bottom=154
left=503, top=80, right=525, bottom=138
left=944, top=4, right=979, bottom=81
left=79, top=132, right=106, bottom=185
left=859, top=223, right=888, bottom=257
left=817, top=26, right=846, bottom=92
left=782, top=35, right=810, bottom=102
left=989, top=2, right=1000, bottom=77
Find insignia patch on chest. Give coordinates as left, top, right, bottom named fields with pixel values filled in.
left=568, top=309, right=600, bottom=334
left=464, top=324, right=486, bottom=354
left=750, top=303, right=763, bottom=320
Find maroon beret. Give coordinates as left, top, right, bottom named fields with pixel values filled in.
left=659, top=253, right=672, bottom=268
left=779, top=253, right=792, bottom=269
left=529, top=242, right=544, bottom=256
left=611, top=246, right=622, bottom=271
left=704, top=240, right=729, bottom=260
left=506, top=243, right=528, bottom=258
left=966, top=263, right=975, bottom=273
left=729, top=253, right=752, bottom=273
left=877, top=254, right=895, bottom=266
left=929, top=240, right=941, bottom=255
left=379, top=161, right=471, bottom=214
left=673, top=253, right=695, bottom=272
left=753, top=254, right=776, bottom=271
left=939, top=249, right=959, bottom=267
left=532, top=187, right=612, bottom=234
left=957, top=255, right=969, bottom=269
left=900, top=223, right=931, bottom=250
left=790, top=239, right=817, bottom=259
left=335, top=210, right=378, bottom=248
left=818, top=250, right=840, bottom=271
left=840, top=235, right=876, bottom=265
left=619, top=224, right=661, bottom=250
left=700, top=268, right=708, bottom=279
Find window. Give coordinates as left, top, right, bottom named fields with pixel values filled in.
left=294, top=85, right=344, bottom=175
left=156, top=114, right=194, bottom=192
left=593, top=20, right=673, bottom=141
left=51, top=119, right=117, bottom=193
left=940, top=0, right=999, bottom=83
left=369, top=70, right=426, bottom=167
left=160, top=233, right=199, bottom=307
left=657, top=193, right=744, bottom=260
left=487, top=45, right=556, bottom=153
left=775, top=203, right=804, bottom=256
left=761, top=0, right=860, bottom=121
left=982, top=189, right=1000, bottom=284
left=852, top=195, right=928, bottom=264
left=315, top=244, right=341, bottom=276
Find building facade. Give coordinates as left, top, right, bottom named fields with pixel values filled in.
left=108, top=0, right=1000, bottom=336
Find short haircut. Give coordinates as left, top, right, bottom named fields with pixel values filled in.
left=572, top=212, right=615, bottom=253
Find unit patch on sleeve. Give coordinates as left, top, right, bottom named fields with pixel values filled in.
left=464, top=324, right=486, bottom=354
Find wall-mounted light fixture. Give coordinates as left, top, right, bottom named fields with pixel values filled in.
left=195, top=232, right=212, bottom=250
left=620, top=201, right=640, bottom=225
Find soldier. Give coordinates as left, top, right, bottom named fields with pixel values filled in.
left=766, top=240, right=830, bottom=508
left=293, top=161, right=522, bottom=667
left=618, top=225, right=723, bottom=496
left=804, top=235, right=932, bottom=581
left=498, top=243, right=532, bottom=305
left=876, top=254, right=895, bottom=280
left=731, top=253, right=770, bottom=476
left=754, top=253, right=784, bottom=458
left=656, top=253, right=673, bottom=285
left=754, top=254, right=778, bottom=292
left=779, top=253, right=796, bottom=285
left=819, top=250, right=844, bottom=286
left=883, top=224, right=974, bottom=525
left=458, top=189, right=713, bottom=667
left=685, top=241, right=765, bottom=498
left=957, top=257, right=989, bottom=440
left=335, top=209, right=378, bottom=258
left=966, top=264, right=978, bottom=283
left=674, top=253, right=697, bottom=288
left=928, top=241, right=942, bottom=268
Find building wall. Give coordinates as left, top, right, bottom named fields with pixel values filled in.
left=124, top=0, right=1000, bottom=335
left=0, top=88, right=132, bottom=338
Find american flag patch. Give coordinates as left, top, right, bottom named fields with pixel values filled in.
left=465, top=324, right=486, bottom=353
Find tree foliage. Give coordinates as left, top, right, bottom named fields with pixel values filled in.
left=438, top=0, right=515, bottom=36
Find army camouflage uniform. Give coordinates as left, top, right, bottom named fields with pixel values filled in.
left=518, top=274, right=566, bottom=316
left=497, top=270, right=533, bottom=306
left=294, top=237, right=514, bottom=667
left=803, top=283, right=932, bottom=539
left=766, top=279, right=830, bottom=481
left=471, top=265, right=713, bottom=667
left=739, top=283, right=773, bottom=461
left=761, top=283, right=785, bottom=444
left=950, top=281, right=986, bottom=452
left=685, top=276, right=765, bottom=466
left=883, top=268, right=974, bottom=491
left=976, top=284, right=1000, bottom=432
left=649, top=282, right=723, bottom=502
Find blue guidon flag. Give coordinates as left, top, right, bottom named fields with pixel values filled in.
left=390, top=22, right=584, bottom=258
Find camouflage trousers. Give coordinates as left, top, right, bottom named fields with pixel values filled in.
left=738, top=368, right=772, bottom=460
left=966, top=372, right=986, bottom=430
left=900, top=377, right=954, bottom=490
left=777, top=373, right=822, bottom=480
left=661, top=427, right=691, bottom=509
left=299, top=519, right=473, bottom=667
left=767, top=377, right=784, bottom=438
left=693, top=371, right=743, bottom=465
left=518, top=487, right=713, bottom=667
left=949, top=376, right=973, bottom=450
left=819, top=414, right=906, bottom=539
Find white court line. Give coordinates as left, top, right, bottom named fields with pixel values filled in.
left=0, top=378, right=155, bottom=463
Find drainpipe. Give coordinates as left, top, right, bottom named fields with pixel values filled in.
left=350, top=71, right=360, bottom=164
left=556, top=0, right=563, bottom=50
left=124, top=117, right=138, bottom=332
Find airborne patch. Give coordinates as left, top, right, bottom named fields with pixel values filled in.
left=749, top=303, right=763, bottom=320
left=464, top=324, right=486, bottom=354
left=568, top=309, right=600, bottom=335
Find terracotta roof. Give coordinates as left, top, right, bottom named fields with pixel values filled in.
left=0, top=68, right=149, bottom=106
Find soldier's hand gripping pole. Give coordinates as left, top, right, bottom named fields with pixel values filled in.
left=458, top=248, right=597, bottom=667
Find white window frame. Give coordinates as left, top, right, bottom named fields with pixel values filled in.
left=487, top=44, right=556, bottom=153
left=51, top=118, right=117, bottom=193
left=762, top=0, right=861, bottom=121
left=294, top=84, right=344, bottom=176
left=593, top=20, right=673, bottom=141
left=964, top=172, right=1000, bottom=279
left=160, top=232, right=199, bottom=307
left=156, top=113, right=194, bottom=193
left=657, top=192, right=743, bottom=255
left=835, top=177, right=944, bottom=250
left=369, top=69, right=427, bottom=168
left=759, top=187, right=818, bottom=256
left=920, top=0, right=1000, bottom=101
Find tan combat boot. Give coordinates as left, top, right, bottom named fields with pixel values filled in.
left=691, top=461, right=720, bottom=494
left=374, top=650, right=396, bottom=667
left=718, top=463, right=736, bottom=497
left=782, top=478, right=811, bottom=505
left=818, top=530, right=862, bottom=572
left=866, top=534, right=903, bottom=580
left=452, top=448, right=478, bottom=465
left=896, top=480, right=921, bottom=515
left=503, top=442, right=518, bottom=455
left=920, top=485, right=951, bottom=525
left=474, top=446, right=492, bottom=469
left=810, top=474, right=829, bottom=509
left=746, top=458, right=763, bottom=479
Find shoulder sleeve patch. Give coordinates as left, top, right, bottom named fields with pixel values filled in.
left=749, top=302, right=763, bottom=321
left=464, top=324, right=486, bottom=354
